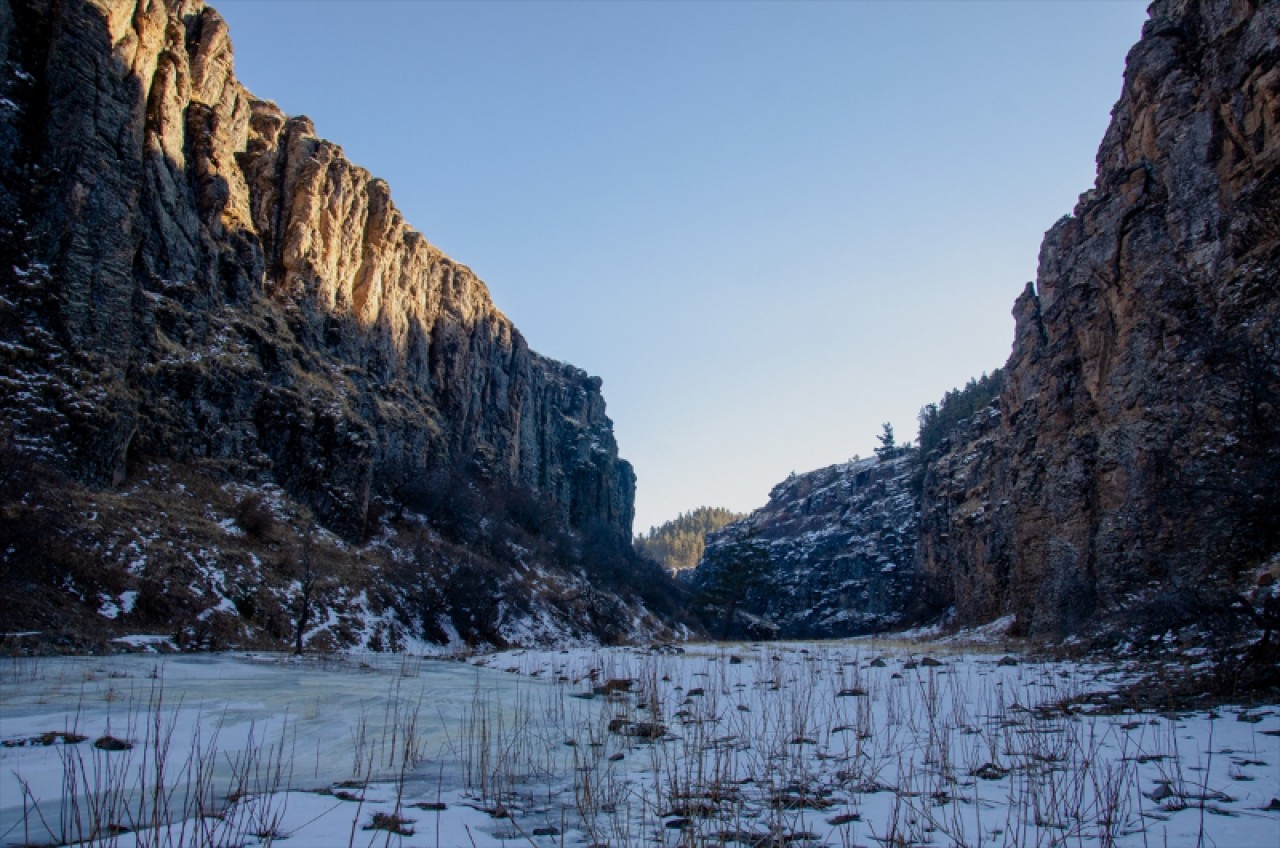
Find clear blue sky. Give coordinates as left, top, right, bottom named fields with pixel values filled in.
left=214, top=0, right=1150, bottom=534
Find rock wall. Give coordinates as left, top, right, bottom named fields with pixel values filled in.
left=0, top=0, right=634, bottom=539
left=922, top=0, right=1280, bottom=635
left=694, top=454, right=922, bottom=639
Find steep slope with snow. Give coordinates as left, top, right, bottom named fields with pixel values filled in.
left=0, top=0, right=676, bottom=650
left=692, top=453, right=924, bottom=639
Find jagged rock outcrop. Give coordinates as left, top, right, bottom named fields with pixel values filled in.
left=0, top=0, right=633, bottom=540
left=0, top=0, right=664, bottom=650
left=922, top=0, right=1280, bottom=636
left=692, top=454, right=922, bottom=639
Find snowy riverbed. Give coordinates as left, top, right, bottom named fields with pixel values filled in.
left=2, top=643, right=1277, bottom=847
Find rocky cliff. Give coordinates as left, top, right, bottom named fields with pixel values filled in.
left=691, top=0, right=1279, bottom=654
left=1, top=0, right=633, bottom=539
left=0, top=0, right=663, bottom=650
left=921, top=0, right=1280, bottom=637
left=692, top=453, right=923, bottom=639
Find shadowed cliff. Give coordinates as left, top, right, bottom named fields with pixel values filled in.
left=0, top=0, right=679, bottom=650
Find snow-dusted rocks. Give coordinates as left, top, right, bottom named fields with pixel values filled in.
left=692, top=453, right=924, bottom=639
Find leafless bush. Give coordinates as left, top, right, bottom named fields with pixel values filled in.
left=234, top=493, right=276, bottom=539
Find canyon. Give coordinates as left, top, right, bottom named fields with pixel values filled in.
left=0, top=0, right=1276, bottom=668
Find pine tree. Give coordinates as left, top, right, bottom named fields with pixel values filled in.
left=875, top=422, right=896, bottom=459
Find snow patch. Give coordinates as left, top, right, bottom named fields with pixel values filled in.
left=111, top=634, right=176, bottom=650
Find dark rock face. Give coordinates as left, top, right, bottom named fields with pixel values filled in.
left=922, top=0, right=1280, bottom=635
left=693, top=454, right=922, bottom=639
left=0, top=0, right=634, bottom=541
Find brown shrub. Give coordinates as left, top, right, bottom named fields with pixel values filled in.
left=235, top=493, right=275, bottom=538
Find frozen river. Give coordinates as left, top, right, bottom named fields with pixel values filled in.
left=1, top=652, right=580, bottom=845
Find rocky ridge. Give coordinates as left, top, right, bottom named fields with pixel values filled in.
left=692, top=453, right=922, bottom=640
left=0, top=0, right=667, bottom=650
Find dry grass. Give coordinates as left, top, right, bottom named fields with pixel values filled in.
left=460, top=643, right=1274, bottom=847
left=7, top=645, right=1275, bottom=846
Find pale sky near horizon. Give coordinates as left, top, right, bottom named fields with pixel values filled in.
left=214, top=0, right=1151, bottom=534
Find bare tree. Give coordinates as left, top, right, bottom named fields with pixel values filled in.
left=291, top=531, right=319, bottom=656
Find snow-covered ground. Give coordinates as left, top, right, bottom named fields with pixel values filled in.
left=2, top=644, right=1277, bottom=847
